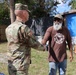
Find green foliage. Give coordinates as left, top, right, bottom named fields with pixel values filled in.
left=15, top=0, right=27, bottom=4
left=0, top=0, right=68, bottom=25
left=15, top=0, right=49, bottom=17
left=71, top=0, right=76, bottom=9
left=32, top=7, right=47, bottom=18
left=0, top=2, right=10, bottom=25
left=0, top=0, right=60, bottom=22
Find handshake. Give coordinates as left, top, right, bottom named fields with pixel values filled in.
left=36, top=36, right=48, bottom=51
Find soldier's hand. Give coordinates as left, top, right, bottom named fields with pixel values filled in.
left=41, top=44, right=46, bottom=51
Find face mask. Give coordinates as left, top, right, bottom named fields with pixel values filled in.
left=53, top=23, right=62, bottom=31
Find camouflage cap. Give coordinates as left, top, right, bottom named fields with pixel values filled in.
left=54, top=14, right=63, bottom=20
left=15, top=3, right=30, bottom=12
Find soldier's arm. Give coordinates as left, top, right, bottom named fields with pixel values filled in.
left=24, top=26, right=44, bottom=51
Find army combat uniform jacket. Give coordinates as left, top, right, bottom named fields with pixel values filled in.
left=5, top=21, right=44, bottom=72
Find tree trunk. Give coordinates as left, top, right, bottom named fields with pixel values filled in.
left=9, top=0, right=15, bottom=23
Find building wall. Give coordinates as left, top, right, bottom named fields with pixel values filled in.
left=65, top=13, right=76, bottom=37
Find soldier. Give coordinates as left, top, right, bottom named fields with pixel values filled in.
left=5, top=3, right=44, bottom=75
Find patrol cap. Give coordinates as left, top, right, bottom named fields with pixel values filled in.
left=15, top=3, right=30, bottom=12
left=54, top=14, right=63, bottom=20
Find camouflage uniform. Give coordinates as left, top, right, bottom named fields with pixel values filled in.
left=5, top=20, right=44, bottom=75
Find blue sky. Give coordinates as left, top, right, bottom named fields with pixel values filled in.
left=57, top=0, right=72, bottom=13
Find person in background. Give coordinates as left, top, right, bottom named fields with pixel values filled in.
left=42, top=14, right=73, bottom=75
left=5, top=3, right=44, bottom=75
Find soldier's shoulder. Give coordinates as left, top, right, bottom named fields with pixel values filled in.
left=5, top=23, right=12, bottom=30
left=5, top=21, right=20, bottom=30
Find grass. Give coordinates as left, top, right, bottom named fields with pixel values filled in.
left=0, top=42, right=76, bottom=75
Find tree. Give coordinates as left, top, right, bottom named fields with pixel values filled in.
left=9, top=0, right=15, bottom=23
left=1, top=0, right=73, bottom=24
left=70, top=0, right=76, bottom=9
left=0, top=0, right=10, bottom=25
left=31, top=0, right=61, bottom=17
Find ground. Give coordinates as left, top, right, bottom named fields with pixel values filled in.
left=0, top=42, right=76, bottom=75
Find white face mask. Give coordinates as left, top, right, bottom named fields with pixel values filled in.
left=53, top=22, right=62, bottom=31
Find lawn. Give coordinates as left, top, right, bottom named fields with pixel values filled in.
left=0, top=42, right=76, bottom=75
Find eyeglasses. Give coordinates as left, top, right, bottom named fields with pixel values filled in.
left=54, top=18, right=62, bottom=22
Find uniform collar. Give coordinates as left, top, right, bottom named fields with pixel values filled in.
left=16, top=20, right=25, bottom=24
